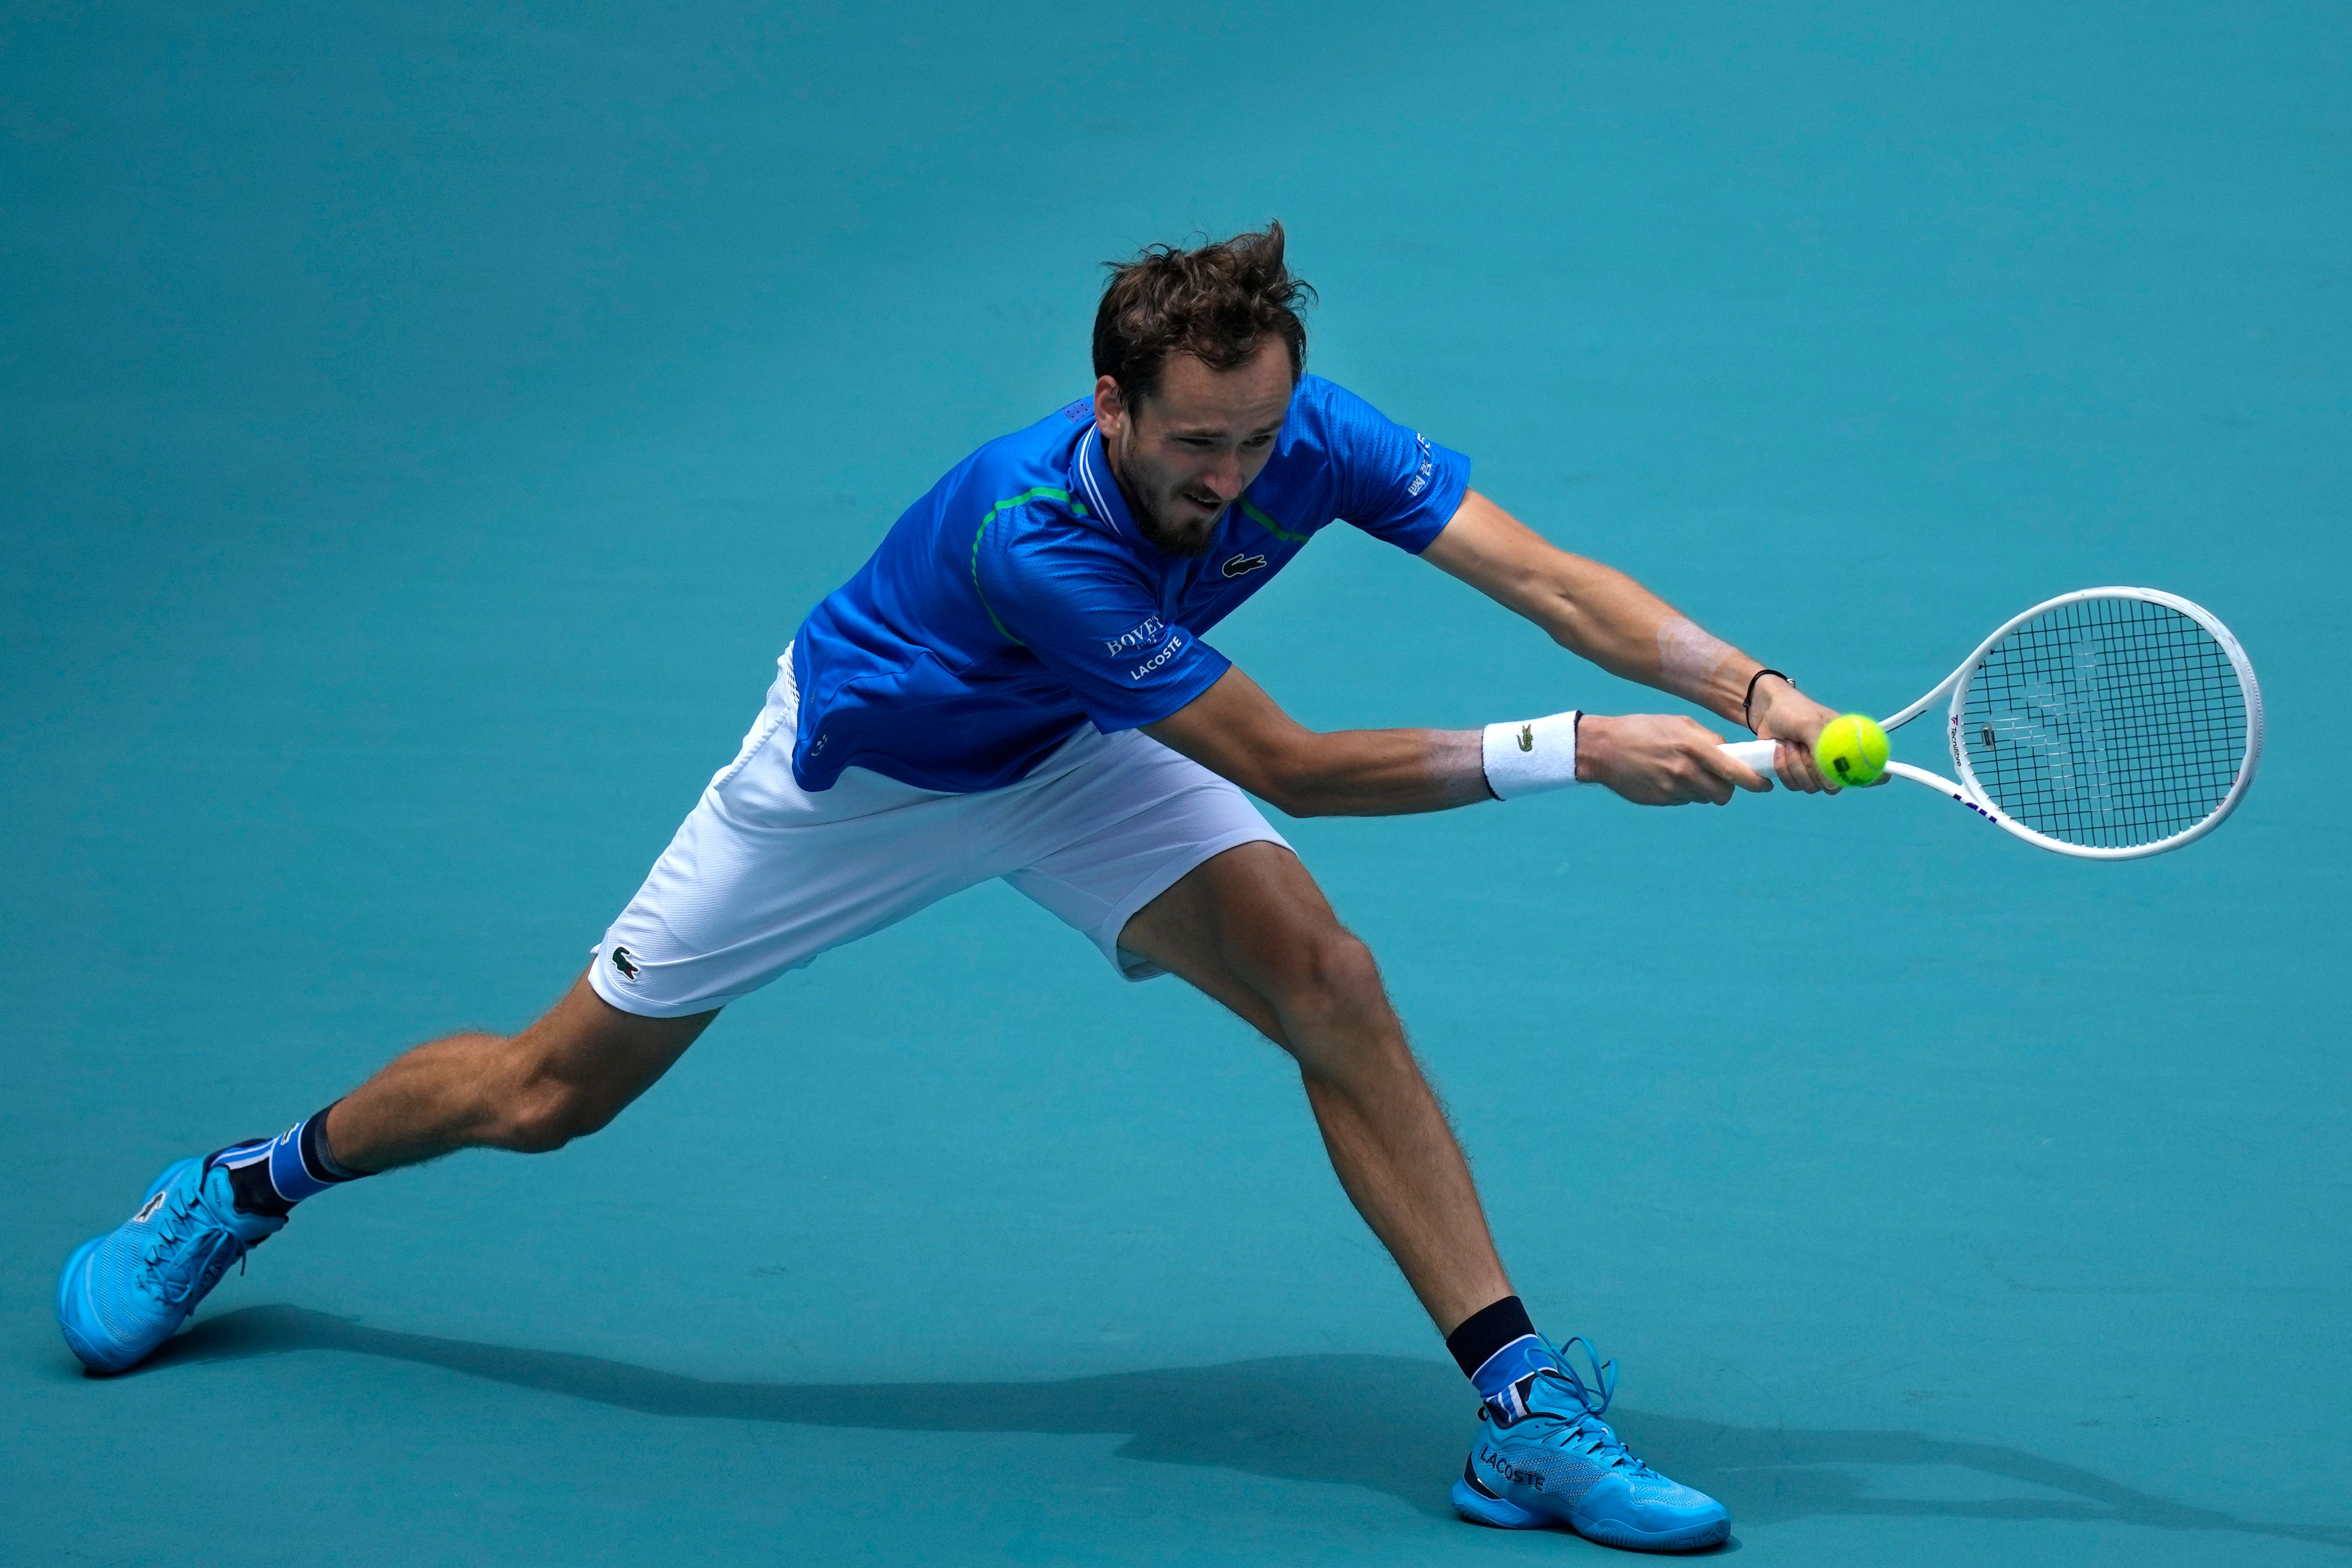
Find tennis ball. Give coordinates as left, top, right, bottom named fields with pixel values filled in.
left=1817, top=713, right=1890, bottom=787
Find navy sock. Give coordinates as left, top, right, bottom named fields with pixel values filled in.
left=1445, top=1295, right=1559, bottom=1414
left=219, top=1103, right=368, bottom=1218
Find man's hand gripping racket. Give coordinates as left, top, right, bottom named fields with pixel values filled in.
left=1722, top=588, right=2264, bottom=860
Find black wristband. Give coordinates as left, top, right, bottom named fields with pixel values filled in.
left=1743, top=668, right=1793, bottom=733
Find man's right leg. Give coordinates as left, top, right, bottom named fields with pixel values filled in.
left=60, top=646, right=1013, bottom=1375
left=324, top=972, right=714, bottom=1172
left=57, top=974, right=711, bottom=1374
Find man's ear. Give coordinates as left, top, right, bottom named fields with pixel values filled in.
left=1092, top=374, right=1129, bottom=438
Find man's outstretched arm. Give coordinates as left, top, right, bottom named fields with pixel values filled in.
left=1144, top=666, right=1491, bottom=818
left=1419, top=489, right=1842, bottom=788
left=1144, top=664, right=1780, bottom=816
left=1145, top=490, right=1853, bottom=814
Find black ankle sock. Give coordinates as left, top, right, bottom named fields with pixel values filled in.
left=215, top=1102, right=369, bottom=1218
left=1446, top=1294, right=1540, bottom=1382
left=301, top=1103, right=365, bottom=1182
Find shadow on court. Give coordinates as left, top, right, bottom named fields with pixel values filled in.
left=153, top=1306, right=2346, bottom=1551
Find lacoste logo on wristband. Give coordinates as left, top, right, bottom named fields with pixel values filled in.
left=1518, top=724, right=1534, bottom=751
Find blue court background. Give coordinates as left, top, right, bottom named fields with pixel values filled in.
left=4, top=3, right=2346, bottom=1563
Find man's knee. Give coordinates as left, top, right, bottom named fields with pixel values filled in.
left=1257, top=926, right=1389, bottom=1036
left=496, top=1089, right=597, bottom=1154
left=476, top=991, right=705, bottom=1154
left=484, top=1038, right=621, bottom=1154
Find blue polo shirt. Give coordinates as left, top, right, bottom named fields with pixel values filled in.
left=789, top=374, right=1471, bottom=793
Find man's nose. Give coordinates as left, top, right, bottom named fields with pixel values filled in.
left=1205, top=450, right=1243, bottom=498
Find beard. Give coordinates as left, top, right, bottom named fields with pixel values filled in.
left=1110, top=450, right=1224, bottom=557
left=1131, top=503, right=1221, bottom=558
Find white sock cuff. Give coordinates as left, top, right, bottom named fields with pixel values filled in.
left=1481, top=711, right=1581, bottom=799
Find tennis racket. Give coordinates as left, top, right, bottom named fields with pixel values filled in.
left=1718, top=587, right=2263, bottom=860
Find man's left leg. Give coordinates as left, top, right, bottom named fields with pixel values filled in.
left=1116, top=840, right=1507, bottom=1334
left=1117, top=841, right=1730, bottom=1552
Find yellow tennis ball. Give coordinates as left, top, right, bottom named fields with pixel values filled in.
left=1817, top=713, right=1889, bottom=786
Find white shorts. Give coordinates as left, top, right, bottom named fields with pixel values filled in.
left=588, top=649, right=1289, bottom=1018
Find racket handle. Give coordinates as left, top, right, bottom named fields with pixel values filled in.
left=1718, top=738, right=1779, bottom=770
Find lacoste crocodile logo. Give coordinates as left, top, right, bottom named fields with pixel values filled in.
left=1517, top=724, right=1534, bottom=751
left=1221, top=552, right=1268, bottom=579
left=133, top=1190, right=170, bottom=1225
left=609, top=946, right=641, bottom=981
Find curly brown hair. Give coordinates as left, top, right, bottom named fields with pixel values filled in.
left=1092, top=222, right=1316, bottom=405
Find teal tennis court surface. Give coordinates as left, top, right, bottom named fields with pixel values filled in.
left=5, top=3, right=2345, bottom=1563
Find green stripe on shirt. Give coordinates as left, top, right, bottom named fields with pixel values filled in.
left=970, top=486, right=1089, bottom=643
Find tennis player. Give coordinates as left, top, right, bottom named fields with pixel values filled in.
left=59, top=224, right=1843, bottom=1553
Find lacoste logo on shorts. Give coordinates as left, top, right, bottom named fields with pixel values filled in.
left=132, top=1190, right=169, bottom=1225
left=1221, top=552, right=1268, bottom=579
left=609, top=946, right=641, bottom=981
left=1517, top=724, right=1534, bottom=751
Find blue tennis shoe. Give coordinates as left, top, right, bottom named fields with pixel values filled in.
left=1453, top=1339, right=1730, bottom=1552
left=57, top=1153, right=285, bottom=1374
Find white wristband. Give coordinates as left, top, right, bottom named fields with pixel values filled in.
left=1481, top=710, right=1582, bottom=799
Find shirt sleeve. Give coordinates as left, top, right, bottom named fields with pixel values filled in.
left=1310, top=379, right=1472, bottom=553
left=976, top=522, right=1231, bottom=733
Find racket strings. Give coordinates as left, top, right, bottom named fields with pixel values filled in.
left=1960, top=597, right=2248, bottom=849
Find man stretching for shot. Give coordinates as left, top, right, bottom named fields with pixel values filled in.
left=59, top=224, right=1844, bottom=1553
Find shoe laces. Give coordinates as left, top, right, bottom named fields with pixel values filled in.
left=1526, top=1336, right=1657, bottom=1478
left=140, top=1176, right=250, bottom=1306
